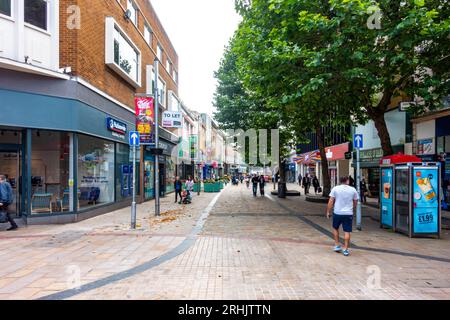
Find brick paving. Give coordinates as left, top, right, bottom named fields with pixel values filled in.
left=0, top=183, right=449, bottom=300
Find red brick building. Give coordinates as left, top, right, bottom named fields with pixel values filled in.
left=0, top=0, right=180, bottom=223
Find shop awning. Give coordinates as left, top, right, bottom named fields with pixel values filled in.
left=380, top=153, right=422, bottom=165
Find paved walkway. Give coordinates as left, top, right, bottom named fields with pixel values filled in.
left=0, top=183, right=449, bottom=300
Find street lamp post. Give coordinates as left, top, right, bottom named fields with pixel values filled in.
left=154, top=58, right=160, bottom=217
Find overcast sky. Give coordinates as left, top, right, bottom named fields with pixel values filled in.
left=150, top=0, right=241, bottom=116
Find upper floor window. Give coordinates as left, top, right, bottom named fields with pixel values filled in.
left=157, top=44, right=163, bottom=62
left=127, top=0, right=138, bottom=26
left=114, top=27, right=139, bottom=82
left=147, top=66, right=166, bottom=107
left=105, top=17, right=141, bottom=87
left=144, top=23, right=152, bottom=46
left=0, top=0, right=11, bottom=17
left=173, top=70, right=178, bottom=83
left=25, top=0, right=47, bottom=30
left=166, top=60, right=171, bottom=73
left=157, top=77, right=166, bottom=106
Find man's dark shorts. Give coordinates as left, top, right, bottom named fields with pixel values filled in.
left=332, top=214, right=353, bottom=233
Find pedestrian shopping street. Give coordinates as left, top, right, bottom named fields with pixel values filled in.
left=0, top=183, right=449, bottom=300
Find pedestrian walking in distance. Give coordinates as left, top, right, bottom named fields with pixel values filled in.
left=302, top=174, right=311, bottom=195
left=174, top=176, right=183, bottom=204
left=298, top=173, right=302, bottom=186
left=259, top=174, right=265, bottom=196
left=0, top=175, right=18, bottom=231
left=360, top=178, right=368, bottom=204
left=251, top=174, right=259, bottom=197
left=326, top=176, right=359, bottom=256
left=312, top=175, right=320, bottom=194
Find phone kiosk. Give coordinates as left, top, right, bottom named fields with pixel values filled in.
left=380, top=154, right=441, bottom=238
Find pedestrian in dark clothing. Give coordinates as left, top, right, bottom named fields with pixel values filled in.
left=302, top=174, right=311, bottom=194
left=349, top=175, right=355, bottom=187
left=312, top=176, right=320, bottom=194
left=298, top=173, right=302, bottom=186
left=259, top=175, right=265, bottom=196
left=0, top=175, right=17, bottom=231
left=251, top=174, right=259, bottom=197
left=360, top=179, right=368, bottom=203
left=174, top=176, right=183, bottom=204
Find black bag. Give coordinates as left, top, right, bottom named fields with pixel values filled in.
left=317, top=187, right=323, bottom=193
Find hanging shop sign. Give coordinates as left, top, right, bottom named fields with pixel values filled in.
left=134, top=97, right=155, bottom=145
left=162, top=111, right=182, bottom=128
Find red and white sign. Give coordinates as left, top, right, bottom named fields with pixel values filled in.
left=325, top=143, right=349, bottom=161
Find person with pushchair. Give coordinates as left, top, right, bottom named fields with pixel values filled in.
left=0, top=175, right=17, bottom=231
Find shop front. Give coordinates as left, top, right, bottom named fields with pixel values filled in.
left=0, top=86, right=135, bottom=224
left=142, top=138, right=177, bottom=200
left=436, top=115, right=450, bottom=209
left=324, top=143, right=350, bottom=188
left=354, top=145, right=404, bottom=198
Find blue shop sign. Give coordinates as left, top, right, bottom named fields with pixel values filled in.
left=107, top=117, right=127, bottom=135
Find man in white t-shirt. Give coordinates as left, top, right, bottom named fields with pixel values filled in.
left=326, top=176, right=359, bottom=256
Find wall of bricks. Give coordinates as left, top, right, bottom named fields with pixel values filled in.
left=60, top=0, right=179, bottom=111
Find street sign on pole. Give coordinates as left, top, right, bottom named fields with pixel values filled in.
left=129, top=131, right=139, bottom=229
left=353, top=134, right=363, bottom=230
left=129, top=131, right=140, bottom=147
left=354, top=134, right=363, bottom=149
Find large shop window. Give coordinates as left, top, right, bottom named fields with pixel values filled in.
left=144, top=155, right=155, bottom=200
left=165, top=157, right=175, bottom=193
left=116, top=143, right=131, bottom=202
left=31, top=131, right=71, bottom=214
left=25, top=0, right=47, bottom=30
left=0, top=0, right=11, bottom=17
left=78, top=135, right=115, bottom=209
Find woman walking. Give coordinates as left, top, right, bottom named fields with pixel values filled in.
left=312, top=175, right=320, bottom=195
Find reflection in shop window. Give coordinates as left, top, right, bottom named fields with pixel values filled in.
left=31, top=130, right=71, bottom=214
left=165, top=157, right=175, bottom=193
left=78, top=135, right=114, bottom=208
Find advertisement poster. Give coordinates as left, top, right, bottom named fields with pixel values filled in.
left=413, top=168, right=439, bottom=234
left=162, top=111, right=182, bottom=128
left=380, top=168, right=393, bottom=227
left=134, top=97, right=155, bottom=145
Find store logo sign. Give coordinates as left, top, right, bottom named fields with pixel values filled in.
left=107, top=117, right=127, bottom=135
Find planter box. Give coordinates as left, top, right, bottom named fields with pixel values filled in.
left=193, top=184, right=202, bottom=192
left=204, top=183, right=220, bottom=193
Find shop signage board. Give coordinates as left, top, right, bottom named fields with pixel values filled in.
left=412, top=167, right=439, bottom=234
left=106, top=117, right=127, bottom=137
left=162, top=111, right=182, bottom=128
left=134, top=97, right=155, bottom=145
left=325, top=143, right=350, bottom=161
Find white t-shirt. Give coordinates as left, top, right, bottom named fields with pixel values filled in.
left=330, top=184, right=359, bottom=215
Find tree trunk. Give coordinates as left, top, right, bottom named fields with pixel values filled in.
left=372, top=112, right=394, bottom=156
left=316, top=125, right=331, bottom=197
